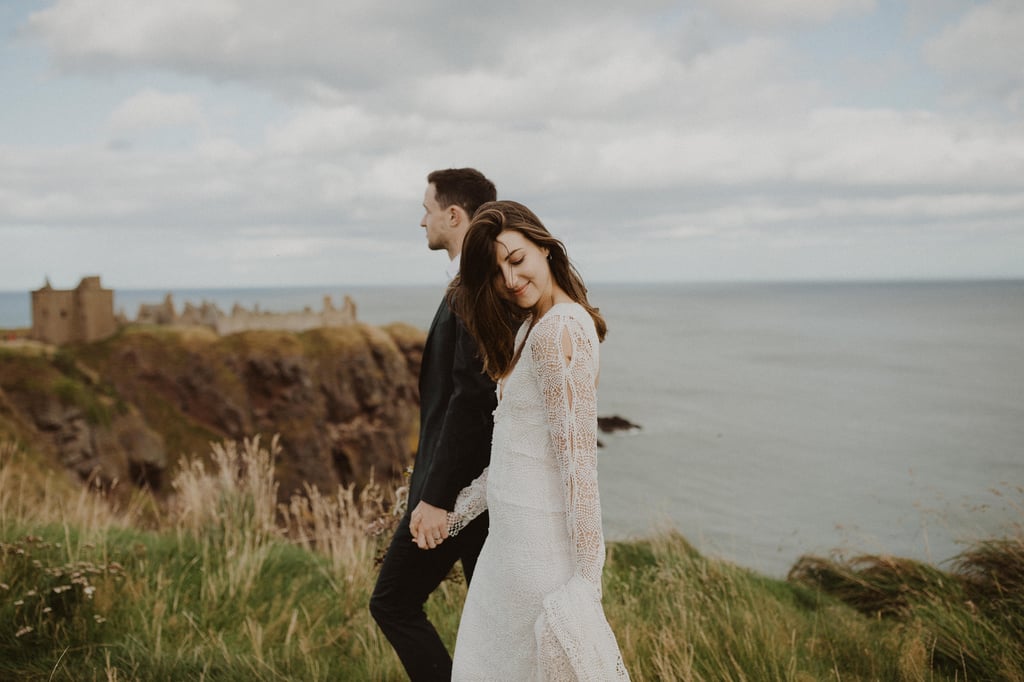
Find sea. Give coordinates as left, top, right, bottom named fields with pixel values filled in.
left=2, top=280, right=1022, bottom=577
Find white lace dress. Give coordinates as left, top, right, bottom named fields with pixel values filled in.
left=447, top=302, right=629, bottom=681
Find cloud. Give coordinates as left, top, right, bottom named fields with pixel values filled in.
left=697, top=0, right=876, bottom=26
left=4, top=0, right=1023, bottom=289
left=24, top=0, right=676, bottom=96
left=107, top=88, right=204, bottom=135
left=924, top=0, right=1024, bottom=112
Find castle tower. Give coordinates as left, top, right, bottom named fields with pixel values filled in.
left=31, top=276, right=117, bottom=345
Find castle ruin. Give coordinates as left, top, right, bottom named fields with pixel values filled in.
left=28, top=276, right=358, bottom=343
left=31, top=276, right=118, bottom=345
left=136, top=293, right=358, bottom=334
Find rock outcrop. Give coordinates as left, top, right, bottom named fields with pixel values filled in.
left=0, top=351, right=167, bottom=490
left=598, top=415, right=641, bottom=433
left=0, top=322, right=426, bottom=499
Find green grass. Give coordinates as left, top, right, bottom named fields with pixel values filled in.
left=1, top=438, right=1021, bottom=681
left=789, top=535, right=1024, bottom=681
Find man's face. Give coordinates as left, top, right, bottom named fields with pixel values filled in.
left=420, top=183, right=450, bottom=252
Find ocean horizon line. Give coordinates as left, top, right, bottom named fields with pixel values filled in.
left=3, top=274, right=1023, bottom=296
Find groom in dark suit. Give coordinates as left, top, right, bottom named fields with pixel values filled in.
left=370, top=168, right=497, bottom=680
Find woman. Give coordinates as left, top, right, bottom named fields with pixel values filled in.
left=436, top=200, right=629, bottom=680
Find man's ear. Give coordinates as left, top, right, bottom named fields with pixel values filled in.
left=449, top=205, right=468, bottom=227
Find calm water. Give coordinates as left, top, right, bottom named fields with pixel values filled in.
left=3, top=280, right=1022, bottom=576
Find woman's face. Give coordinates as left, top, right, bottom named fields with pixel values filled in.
left=494, top=228, right=551, bottom=311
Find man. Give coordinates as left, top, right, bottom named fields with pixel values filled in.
left=370, top=168, right=497, bottom=680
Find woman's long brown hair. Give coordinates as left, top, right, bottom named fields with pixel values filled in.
left=449, top=200, right=607, bottom=380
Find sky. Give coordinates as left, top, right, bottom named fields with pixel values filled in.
left=2, top=0, right=1024, bottom=291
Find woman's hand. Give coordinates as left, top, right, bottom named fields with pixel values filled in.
left=410, top=500, right=450, bottom=550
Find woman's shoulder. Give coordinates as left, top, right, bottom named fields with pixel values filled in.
left=531, top=302, right=598, bottom=348
left=534, top=301, right=589, bottom=328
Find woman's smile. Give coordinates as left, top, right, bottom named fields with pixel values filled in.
left=495, top=229, right=553, bottom=311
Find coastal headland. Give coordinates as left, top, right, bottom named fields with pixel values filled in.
left=1, top=318, right=641, bottom=500
left=0, top=321, right=425, bottom=499
left=1, top=287, right=1021, bottom=679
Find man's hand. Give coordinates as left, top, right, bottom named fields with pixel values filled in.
left=410, top=501, right=450, bottom=550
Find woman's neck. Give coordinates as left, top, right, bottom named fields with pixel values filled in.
left=531, top=285, right=570, bottom=319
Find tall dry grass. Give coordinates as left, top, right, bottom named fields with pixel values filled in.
left=2, top=436, right=1021, bottom=680
left=1, top=436, right=407, bottom=680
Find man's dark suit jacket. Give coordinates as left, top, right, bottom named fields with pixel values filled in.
left=407, top=295, right=496, bottom=512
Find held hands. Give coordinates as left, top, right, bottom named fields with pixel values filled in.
left=410, top=501, right=450, bottom=550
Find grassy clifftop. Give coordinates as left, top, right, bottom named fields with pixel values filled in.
left=1, top=437, right=1021, bottom=681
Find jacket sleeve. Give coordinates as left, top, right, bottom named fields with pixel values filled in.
left=420, top=313, right=496, bottom=510
left=532, top=314, right=605, bottom=594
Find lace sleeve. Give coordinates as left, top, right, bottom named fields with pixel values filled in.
left=446, top=467, right=488, bottom=536
left=532, top=313, right=605, bottom=594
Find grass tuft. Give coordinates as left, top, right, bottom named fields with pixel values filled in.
left=789, top=535, right=1024, bottom=681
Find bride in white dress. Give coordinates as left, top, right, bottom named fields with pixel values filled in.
left=420, top=200, right=629, bottom=680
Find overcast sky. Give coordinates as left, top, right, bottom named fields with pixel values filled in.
left=3, top=0, right=1023, bottom=291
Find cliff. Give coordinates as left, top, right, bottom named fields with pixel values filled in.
left=0, top=322, right=425, bottom=498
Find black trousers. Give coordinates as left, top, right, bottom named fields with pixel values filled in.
left=370, top=510, right=488, bottom=681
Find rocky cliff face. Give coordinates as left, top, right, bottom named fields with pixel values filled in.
left=0, top=322, right=426, bottom=498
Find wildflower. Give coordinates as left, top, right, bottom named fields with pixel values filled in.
left=53, top=585, right=72, bottom=594
left=93, top=615, right=106, bottom=624
left=42, top=607, right=52, bottom=614
left=84, top=585, right=96, bottom=599
left=25, top=590, right=37, bottom=597
left=15, top=626, right=33, bottom=637
left=0, top=582, right=8, bottom=590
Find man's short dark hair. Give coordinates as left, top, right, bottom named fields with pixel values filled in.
left=427, top=168, right=497, bottom=219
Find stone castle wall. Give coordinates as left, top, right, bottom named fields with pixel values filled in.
left=137, top=294, right=358, bottom=334
left=31, top=276, right=117, bottom=345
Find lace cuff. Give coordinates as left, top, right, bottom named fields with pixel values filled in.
left=446, top=467, right=489, bottom=537
left=535, top=576, right=630, bottom=680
